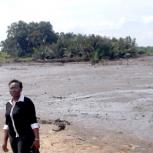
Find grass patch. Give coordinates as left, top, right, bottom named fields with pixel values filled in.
left=0, top=52, right=10, bottom=63
left=13, top=57, right=33, bottom=62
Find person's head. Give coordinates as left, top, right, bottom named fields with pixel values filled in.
left=8, top=79, right=23, bottom=98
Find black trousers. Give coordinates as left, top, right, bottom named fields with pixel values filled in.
left=9, top=135, right=34, bottom=153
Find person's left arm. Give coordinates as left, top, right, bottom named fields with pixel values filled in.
left=32, top=127, right=40, bottom=149
left=28, top=99, right=40, bottom=150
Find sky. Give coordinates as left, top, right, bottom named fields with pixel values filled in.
left=0, top=0, right=153, bottom=46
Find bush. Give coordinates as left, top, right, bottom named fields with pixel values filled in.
left=0, top=52, right=10, bottom=62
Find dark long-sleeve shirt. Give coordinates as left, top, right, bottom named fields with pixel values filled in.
left=4, top=95, right=39, bottom=138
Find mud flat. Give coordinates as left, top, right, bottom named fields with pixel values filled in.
left=0, top=56, right=153, bottom=153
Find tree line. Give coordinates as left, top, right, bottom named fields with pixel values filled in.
left=0, top=20, right=152, bottom=62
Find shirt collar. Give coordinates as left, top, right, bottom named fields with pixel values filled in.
left=9, top=94, right=24, bottom=105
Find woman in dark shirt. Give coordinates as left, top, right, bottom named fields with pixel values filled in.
left=2, top=79, right=40, bottom=153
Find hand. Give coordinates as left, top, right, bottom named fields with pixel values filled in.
left=32, top=140, right=40, bottom=150
left=2, top=143, right=9, bottom=152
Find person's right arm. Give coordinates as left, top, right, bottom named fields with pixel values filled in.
left=2, top=129, right=9, bottom=152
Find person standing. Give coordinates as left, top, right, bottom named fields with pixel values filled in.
left=2, top=79, right=40, bottom=153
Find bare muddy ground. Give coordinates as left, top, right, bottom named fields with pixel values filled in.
left=0, top=56, right=153, bottom=153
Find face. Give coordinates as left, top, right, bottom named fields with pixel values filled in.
left=9, top=82, right=22, bottom=98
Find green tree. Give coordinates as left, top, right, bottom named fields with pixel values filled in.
left=1, top=21, right=57, bottom=57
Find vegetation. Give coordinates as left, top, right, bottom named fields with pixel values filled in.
left=0, top=20, right=153, bottom=63
left=136, top=46, right=153, bottom=56
left=0, top=52, right=10, bottom=62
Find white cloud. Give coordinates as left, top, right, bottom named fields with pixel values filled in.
left=142, top=16, right=153, bottom=24
left=0, top=0, right=153, bottom=46
left=54, top=17, right=127, bottom=36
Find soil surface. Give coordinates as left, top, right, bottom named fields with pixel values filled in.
left=0, top=56, right=153, bottom=153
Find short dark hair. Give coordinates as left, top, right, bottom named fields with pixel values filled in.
left=8, top=79, right=23, bottom=89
